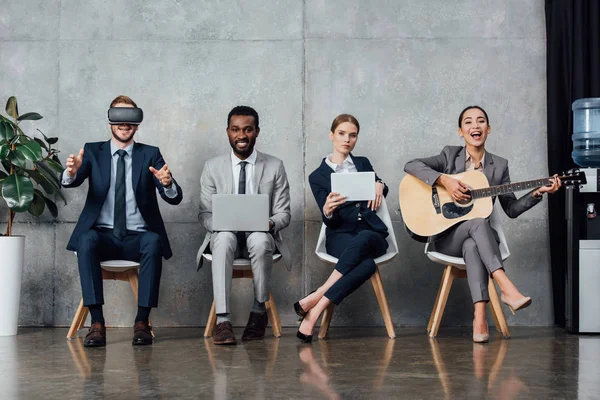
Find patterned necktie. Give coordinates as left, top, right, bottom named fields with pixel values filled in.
left=113, top=149, right=127, bottom=240
left=236, top=161, right=248, bottom=245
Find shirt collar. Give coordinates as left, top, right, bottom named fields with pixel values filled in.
left=110, top=140, right=134, bottom=157
left=231, top=149, right=257, bottom=167
left=465, top=150, right=485, bottom=169
left=325, top=154, right=354, bottom=172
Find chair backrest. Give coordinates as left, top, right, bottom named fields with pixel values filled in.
left=424, top=202, right=510, bottom=263
left=315, top=199, right=399, bottom=265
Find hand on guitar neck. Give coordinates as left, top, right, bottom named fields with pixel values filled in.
left=533, top=174, right=562, bottom=197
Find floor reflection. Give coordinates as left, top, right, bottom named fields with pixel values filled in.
left=430, top=338, right=527, bottom=400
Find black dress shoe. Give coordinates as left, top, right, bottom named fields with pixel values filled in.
left=242, top=312, right=268, bottom=341
left=132, top=321, right=154, bottom=346
left=294, top=290, right=316, bottom=318
left=84, top=322, right=106, bottom=347
left=213, top=321, right=237, bottom=345
left=296, top=330, right=313, bottom=344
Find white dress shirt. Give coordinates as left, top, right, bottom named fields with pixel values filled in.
left=231, top=149, right=257, bottom=194
left=325, top=153, right=357, bottom=173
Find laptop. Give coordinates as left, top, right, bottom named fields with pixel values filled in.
left=212, top=194, right=270, bottom=231
left=331, top=171, right=376, bottom=201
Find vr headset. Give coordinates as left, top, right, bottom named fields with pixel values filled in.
left=108, top=107, right=144, bottom=125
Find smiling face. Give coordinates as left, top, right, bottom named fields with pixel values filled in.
left=458, top=107, right=490, bottom=148
left=227, top=114, right=259, bottom=159
left=109, top=102, right=138, bottom=146
left=329, top=121, right=358, bottom=156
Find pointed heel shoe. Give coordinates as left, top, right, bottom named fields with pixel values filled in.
left=293, top=290, right=316, bottom=318
left=501, top=295, right=532, bottom=315
left=296, top=330, right=313, bottom=343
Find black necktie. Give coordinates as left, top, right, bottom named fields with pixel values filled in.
left=236, top=161, right=248, bottom=245
left=114, top=149, right=127, bottom=240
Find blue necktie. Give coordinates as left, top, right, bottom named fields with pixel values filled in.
left=113, top=150, right=127, bottom=240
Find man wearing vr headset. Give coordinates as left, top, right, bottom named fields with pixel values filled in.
left=62, top=95, right=182, bottom=347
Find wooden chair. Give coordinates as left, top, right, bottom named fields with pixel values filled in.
left=66, top=260, right=153, bottom=340
left=425, top=204, right=511, bottom=339
left=201, top=253, right=283, bottom=338
left=315, top=200, right=398, bottom=339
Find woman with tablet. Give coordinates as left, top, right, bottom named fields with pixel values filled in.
left=294, top=114, right=389, bottom=343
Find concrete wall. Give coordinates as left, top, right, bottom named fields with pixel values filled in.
left=0, top=0, right=551, bottom=327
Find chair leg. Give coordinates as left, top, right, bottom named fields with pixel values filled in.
left=67, top=298, right=88, bottom=340
left=318, top=303, right=334, bottom=340
left=428, top=278, right=444, bottom=333
left=204, top=301, right=217, bottom=338
left=488, top=278, right=510, bottom=338
left=429, top=266, right=456, bottom=338
left=265, top=293, right=282, bottom=338
left=371, top=267, right=396, bottom=339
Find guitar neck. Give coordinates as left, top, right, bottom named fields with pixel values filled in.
left=470, top=178, right=552, bottom=199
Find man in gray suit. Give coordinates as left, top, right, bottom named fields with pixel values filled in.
left=197, top=106, right=291, bottom=345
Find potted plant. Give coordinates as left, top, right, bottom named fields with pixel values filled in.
left=0, top=96, right=66, bottom=336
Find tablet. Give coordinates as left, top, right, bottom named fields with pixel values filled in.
left=330, top=171, right=376, bottom=201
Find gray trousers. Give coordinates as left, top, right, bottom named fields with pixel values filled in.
left=210, top=231, right=274, bottom=314
left=434, top=218, right=503, bottom=303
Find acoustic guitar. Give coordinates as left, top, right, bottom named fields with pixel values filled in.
left=399, top=169, right=586, bottom=242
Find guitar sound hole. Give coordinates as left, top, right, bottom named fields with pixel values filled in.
left=455, top=189, right=472, bottom=205
left=442, top=202, right=474, bottom=219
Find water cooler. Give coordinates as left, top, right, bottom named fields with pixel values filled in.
left=566, top=98, right=600, bottom=333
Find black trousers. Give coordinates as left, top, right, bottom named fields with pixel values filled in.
left=76, top=228, right=163, bottom=308
left=325, top=221, right=388, bottom=305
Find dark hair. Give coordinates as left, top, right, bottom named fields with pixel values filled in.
left=227, top=106, right=259, bottom=129
left=330, top=114, right=360, bottom=133
left=458, top=105, right=489, bottom=128
left=110, top=95, right=137, bottom=108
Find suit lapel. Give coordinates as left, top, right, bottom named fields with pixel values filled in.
left=253, top=151, right=265, bottom=193
left=454, top=147, right=466, bottom=174
left=483, top=152, right=496, bottom=185
left=99, top=140, right=112, bottom=194
left=132, top=142, right=145, bottom=193
left=223, top=155, right=233, bottom=194
left=353, top=155, right=367, bottom=172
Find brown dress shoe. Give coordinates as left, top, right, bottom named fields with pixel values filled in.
left=132, top=321, right=154, bottom=346
left=84, top=322, right=106, bottom=347
left=213, top=321, right=237, bottom=345
left=242, top=312, right=268, bottom=341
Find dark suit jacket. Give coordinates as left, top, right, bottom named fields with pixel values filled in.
left=62, top=140, right=183, bottom=259
left=308, top=155, right=388, bottom=240
left=404, top=145, right=541, bottom=219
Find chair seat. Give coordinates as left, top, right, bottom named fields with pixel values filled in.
left=100, top=260, right=141, bottom=272
left=425, top=251, right=467, bottom=270
left=201, top=253, right=282, bottom=270
left=316, top=251, right=397, bottom=266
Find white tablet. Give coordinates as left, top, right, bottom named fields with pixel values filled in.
left=331, top=171, right=376, bottom=201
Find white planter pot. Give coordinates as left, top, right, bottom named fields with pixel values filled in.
left=0, top=236, right=24, bottom=336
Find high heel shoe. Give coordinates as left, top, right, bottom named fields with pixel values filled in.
left=473, top=320, right=489, bottom=343
left=294, top=290, right=316, bottom=318
left=501, top=295, right=532, bottom=315
left=296, top=329, right=313, bottom=343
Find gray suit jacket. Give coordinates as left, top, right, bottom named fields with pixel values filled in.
left=196, top=151, right=292, bottom=270
left=404, top=145, right=542, bottom=218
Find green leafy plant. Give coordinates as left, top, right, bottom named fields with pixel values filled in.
left=0, top=96, right=66, bottom=236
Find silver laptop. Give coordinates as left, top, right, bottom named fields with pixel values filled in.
left=331, top=171, right=376, bottom=201
left=212, top=194, right=270, bottom=231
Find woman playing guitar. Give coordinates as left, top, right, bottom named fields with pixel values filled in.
left=404, top=105, right=561, bottom=343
